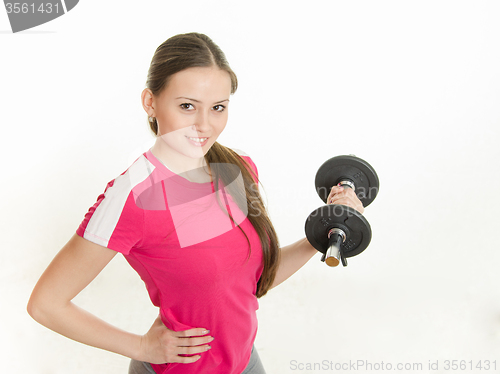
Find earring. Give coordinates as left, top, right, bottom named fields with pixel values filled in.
left=149, top=116, right=155, bottom=123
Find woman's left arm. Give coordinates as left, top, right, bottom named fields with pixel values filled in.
left=269, top=237, right=318, bottom=289
left=269, top=185, right=364, bottom=289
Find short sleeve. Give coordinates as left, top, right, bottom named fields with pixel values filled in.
left=238, top=155, right=258, bottom=185
left=228, top=147, right=259, bottom=183
left=76, top=177, right=144, bottom=256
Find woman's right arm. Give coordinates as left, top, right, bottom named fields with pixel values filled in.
left=27, top=233, right=213, bottom=364
left=27, top=233, right=146, bottom=359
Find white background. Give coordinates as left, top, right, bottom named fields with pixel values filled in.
left=1, top=1, right=499, bottom=373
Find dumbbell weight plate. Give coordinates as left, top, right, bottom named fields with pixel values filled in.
left=315, top=155, right=379, bottom=207
left=305, top=204, right=372, bottom=258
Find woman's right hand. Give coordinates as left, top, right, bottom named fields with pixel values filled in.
left=139, top=315, right=214, bottom=364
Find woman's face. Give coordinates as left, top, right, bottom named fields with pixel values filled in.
left=149, top=66, right=232, bottom=162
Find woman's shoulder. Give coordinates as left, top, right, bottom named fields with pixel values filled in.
left=228, top=147, right=249, bottom=157
left=227, top=147, right=259, bottom=180
left=227, top=147, right=255, bottom=166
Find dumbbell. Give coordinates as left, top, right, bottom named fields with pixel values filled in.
left=304, top=155, right=379, bottom=267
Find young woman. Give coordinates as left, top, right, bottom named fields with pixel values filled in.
left=27, top=32, right=364, bottom=374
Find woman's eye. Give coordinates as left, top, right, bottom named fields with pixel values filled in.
left=213, top=105, right=226, bottom=112
left=180, top=103, right=194, bottom=110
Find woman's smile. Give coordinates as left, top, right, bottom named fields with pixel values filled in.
left=186, top=136, right=210, bottom=146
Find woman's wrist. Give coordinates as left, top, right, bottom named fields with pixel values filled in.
left=301, top=236, right=318, bottom=256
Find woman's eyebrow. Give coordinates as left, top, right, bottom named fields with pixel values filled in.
left=176, top=97, right=229, bottom=104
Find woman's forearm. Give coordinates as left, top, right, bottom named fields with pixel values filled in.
left=270, top=237, right=318, bottom=289
left=28, top=300, right=143, bottom=361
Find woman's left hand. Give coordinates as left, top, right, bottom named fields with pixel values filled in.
left=326, top=185, right=364, bottom=214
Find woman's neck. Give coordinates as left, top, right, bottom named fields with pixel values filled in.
left=151, top=138, right=212, bottom=183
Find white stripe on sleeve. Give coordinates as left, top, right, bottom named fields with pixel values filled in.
left=84, top=155, right=155, bottom=247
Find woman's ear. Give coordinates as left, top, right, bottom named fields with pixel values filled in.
left=141, top=88, right=155, bottom=117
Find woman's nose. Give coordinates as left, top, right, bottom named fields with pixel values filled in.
left=193, top=111, right=210, bottom=133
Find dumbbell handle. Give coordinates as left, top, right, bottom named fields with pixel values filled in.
left=338, top=179, right=355, bottom=191
left=324, top=228, right=345, bottom=266
left=323, top=180, right=355, bottom=267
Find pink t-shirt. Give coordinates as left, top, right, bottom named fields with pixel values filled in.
left=76, top=148, right=264, bottom=373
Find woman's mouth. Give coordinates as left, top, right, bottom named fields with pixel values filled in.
left=186, top=136, right=209, bottom=147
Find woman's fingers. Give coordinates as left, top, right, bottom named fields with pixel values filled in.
left=167, top=328, right=213, bottom=363
left=174, top=328, right=213, bottom=354
left=140, top=318, right=214, bottom=364
left=175, top=327, right=213, bottom=348
left=177, top=335, right=214, bottom=347
left=177, top=344, right=212, bottom=355
left=175, top=327, right=211, bottom=338
left=176, top=355, right=202, bottom=364
left=327, top=186, right=364, bottom=214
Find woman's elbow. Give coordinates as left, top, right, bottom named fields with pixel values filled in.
left=27, top=289, right=57, bottom=325
left=27, top=291, right=44, bottom=323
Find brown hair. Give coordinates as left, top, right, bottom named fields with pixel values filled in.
left=145, top=32, right=280, bottom=298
